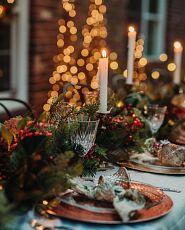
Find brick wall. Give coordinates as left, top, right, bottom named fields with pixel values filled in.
left=29, top=0, right=62, bottom=112
left=106, top=0, right=128, bottom=68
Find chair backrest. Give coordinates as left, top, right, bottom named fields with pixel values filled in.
left=0, top=98, right=34, bottom=122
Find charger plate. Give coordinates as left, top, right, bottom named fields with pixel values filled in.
left=46, top=181, right=173, bottom=224
left=118, top=160, right=185, bottom=175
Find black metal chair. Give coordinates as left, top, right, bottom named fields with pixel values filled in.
left=0, top=98, right=34, bottom=121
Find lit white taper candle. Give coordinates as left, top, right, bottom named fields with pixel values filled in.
left=173, top=41, right=183, bottom=85
left=98, top=49, right=108, bottom=113
left=126, top=26, right=136, bottom=85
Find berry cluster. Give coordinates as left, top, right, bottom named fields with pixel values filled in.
left=7, top=119, right=53, bottom=150
left=107, top=108, right=145, bottom=145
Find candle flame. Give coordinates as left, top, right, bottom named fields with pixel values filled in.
left=102, top=49, right=107, bottom=58
left=174, top=41, right=182, bottom=49
left=128, top=26, right=135, bottom=33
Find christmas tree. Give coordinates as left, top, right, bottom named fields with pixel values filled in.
left=44, top=0, right=109, bottom=111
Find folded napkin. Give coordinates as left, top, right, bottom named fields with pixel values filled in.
left=71, top=176, right=145, bottom=222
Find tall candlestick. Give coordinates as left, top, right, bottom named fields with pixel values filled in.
left=98, top=49, right=108, bottom=113
left=126, top=26, right=136, bottom=85
left=173, top=41, right=183, bottom=85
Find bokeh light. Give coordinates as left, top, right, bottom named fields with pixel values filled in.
left=151, top=71, right=160, bottom=79
left=167, top=63, right=176, bottom=72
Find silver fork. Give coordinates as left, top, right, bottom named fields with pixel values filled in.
left=158, top=187, right=181, bottom=193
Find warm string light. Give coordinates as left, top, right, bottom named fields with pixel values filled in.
left=151, top=71, right=160, bottom=79
left=7, top=0, right=15, bottom=3
left=45, top=0, right=109, bottom=110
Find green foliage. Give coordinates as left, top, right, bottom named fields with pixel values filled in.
left=96, top=105, right=148, bottom=154
left=82, top=144, right=107, bottom=177
left=5, top=141, right=83, bottom=210
left=0, top=116, right=84, bottom=211
left=76, top=103, right=99, bottom=120
left=0, top=191, right=15, bottom=229
left=82, top=159, right=99, bottom=177
left=20, top=135, right=48, bottom=156
left=17, top=117, right=29, bottom=129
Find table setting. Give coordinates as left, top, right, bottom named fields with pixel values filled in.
left=5, top=168, right=185, bottom=230
left=1, top=1, right=185, bottom=230
left=1, top=90, right=185, bottom=230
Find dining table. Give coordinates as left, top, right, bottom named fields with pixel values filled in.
left=7, top=167, right=185, bottom=230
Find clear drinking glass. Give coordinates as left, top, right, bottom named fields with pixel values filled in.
left=68, top=117, right=99, bottom=156
left=147, top=105, right=167, bottom=136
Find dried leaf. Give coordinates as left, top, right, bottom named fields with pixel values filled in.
left=1, top=125, right=13, bottom=150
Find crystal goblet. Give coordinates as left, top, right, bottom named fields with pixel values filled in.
left=147, top=105, right=167, bottom=136
left=68, top=117, right=99, bottom=156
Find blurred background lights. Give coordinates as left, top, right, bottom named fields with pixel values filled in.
left=167, top=63, right=176, bottom=71
left=95, top=0, right=103, bottom=5
left=46, top=0, right=124, bottom=111
left=7, top=0, right=15, bottom=3
left=151, top=71, right=160, bottom=79
left=59, top=25, right=67, bottom=33
left=43, top=104, right=50, bottom=112
left=123, top=69, right=128, bottom=78
left=138, top=57, right=147, bottom=67
left=86, top=63, right=94, bottom=71
left=159, top=53, right=168, bottom=62
left=81, top=49, right=89, bottom=57
left=110, top=52, right=118, bottom=61
left=77, top=59, right=85, bottom=66
left=70, top=66, right=78, bottom=74
left=110, top=61, right=119, bottom=70
left=57, top=39, right=64, bottom=47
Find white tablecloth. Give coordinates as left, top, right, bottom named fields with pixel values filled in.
left=12, top=168, right=185, bottom=230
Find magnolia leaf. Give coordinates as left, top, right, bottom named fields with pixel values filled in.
left=17, top=117, right=29, bottom=129
left=38, top=111, right=49, bottom=122
left=1, top=125, right=13, bottom=149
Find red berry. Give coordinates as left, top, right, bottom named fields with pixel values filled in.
left=45, top=132, right=52, bottom=137
left=11, top=143, right=17, bottom=149
left=35, top=131, right=41, bottom=136
left=133, top=120, right=138, bottom=125
left=27, top=121, right=33, bottom=126
left=26, top=132, right=33, bottom=137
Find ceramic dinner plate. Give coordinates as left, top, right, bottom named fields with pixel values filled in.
left=118, top=160, right=185, bottom=175
left=46, top=181, right=173, bottom=224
